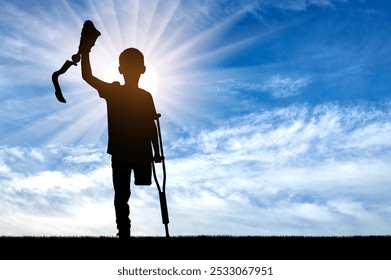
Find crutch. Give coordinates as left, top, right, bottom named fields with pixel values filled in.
left=152, top=113, right=170, bottom=238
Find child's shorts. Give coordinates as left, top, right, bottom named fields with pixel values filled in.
left=133, top=163, right=152, bottom=186
left=111, top=157, right=152, bottom=186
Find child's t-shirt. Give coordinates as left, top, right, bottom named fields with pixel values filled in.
left=98, top=81, right=157, bottom=163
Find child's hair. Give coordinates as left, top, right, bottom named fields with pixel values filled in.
left=119, top=48, right=144, bottom=67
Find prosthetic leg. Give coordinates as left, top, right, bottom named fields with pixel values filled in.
left=52, top=20, right=101, bottom=103
left=152, top=113, right=170, bottom=238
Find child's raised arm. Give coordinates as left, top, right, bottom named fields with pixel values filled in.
left=81, top=51, right=107, bottom=91
left=79, top=20, right=106, bottom=91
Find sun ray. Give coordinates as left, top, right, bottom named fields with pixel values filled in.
left=138, top=0, right=160, bottom=50
left=112, top=0, right=135, bottom=47
left=0, top=91, right=104, bottom=146
left=59, top=0, right=85, bottom=26
left=153, top=5, right=246, bottom=69
left=48, top=100, right=107, bottom=146
left=86, top=0, right=119, bottom=56
left=131, top=0, right=141, bottom=46
left=147, top=19, right=189, bottom=62
left=102, top=0, right=125, bottom=49
left=144, top=0, right=183, bottom=56
left=162, top=28, right=278, bottom=73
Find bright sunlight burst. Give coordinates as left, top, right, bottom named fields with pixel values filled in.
left=140, top=62, right=159, bottom=97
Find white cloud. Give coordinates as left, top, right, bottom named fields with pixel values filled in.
left=200, top=74, right=311, bottom=100
left=261, top=0, right=334, bottom=11
left=1, top=102, right=391, bottom=236
left=164, top=101, right=391, bottom=235
left=261, top=75, right=311, bottom=98
left=137, top=101, right=391, bottom=235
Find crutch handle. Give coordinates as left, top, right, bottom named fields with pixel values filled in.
left=153, top=155, right=165, bottom=163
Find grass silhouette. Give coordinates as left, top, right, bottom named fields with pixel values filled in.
left=0, top=235, right=389, bottom=260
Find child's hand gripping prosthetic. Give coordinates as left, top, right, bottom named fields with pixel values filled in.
left=52, top=20, right=101, bottom=103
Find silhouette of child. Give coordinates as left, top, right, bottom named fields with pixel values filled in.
left=80, top=31, right=161, bottom=239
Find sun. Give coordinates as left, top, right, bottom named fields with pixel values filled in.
left=140, top=62, right=159, bottom=96
left=103, top=60, right=159, bottom=96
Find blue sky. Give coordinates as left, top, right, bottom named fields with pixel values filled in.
left=1, top=0, right=391, bottom=236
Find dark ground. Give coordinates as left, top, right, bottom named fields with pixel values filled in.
left=1, top=235, right=390, bottom=260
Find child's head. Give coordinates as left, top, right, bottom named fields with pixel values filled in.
left=118, top=48, right=146, bottom=78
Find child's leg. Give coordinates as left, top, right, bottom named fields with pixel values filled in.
left=111, top=157, right=132, bottom=237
